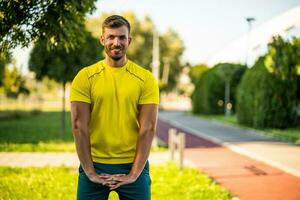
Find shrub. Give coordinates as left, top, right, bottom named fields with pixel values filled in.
left=192, top=63, right=246, bottom=114
left=237, top=56, right=298, bottom=128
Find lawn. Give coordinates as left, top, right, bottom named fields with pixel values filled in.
left=192, top=112, right=300, bottom=145
left=0, top=111, right=74, bottom=152
left=0, top=162, right=232, bottom=200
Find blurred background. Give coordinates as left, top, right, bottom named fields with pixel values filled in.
left=0, top=0, right=300, bottom=199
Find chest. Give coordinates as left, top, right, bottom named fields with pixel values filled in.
left=90, top=72, right=142, bottom=104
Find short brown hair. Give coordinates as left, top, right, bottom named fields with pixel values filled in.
left=102, top=15, right=131, bottom=34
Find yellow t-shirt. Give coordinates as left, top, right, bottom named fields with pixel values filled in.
left=70, top=60, right=159, bottom=164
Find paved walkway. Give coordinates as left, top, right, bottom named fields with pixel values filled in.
left=159, top=111, right=300, bottom=177
left=157, top=111, right=300, bottom=200
left=0, top=152, right=170, bottom=167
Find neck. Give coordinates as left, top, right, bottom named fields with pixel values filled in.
left=104, top=55, right=127, bottom=67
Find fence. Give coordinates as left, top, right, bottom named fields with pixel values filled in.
left=168, top=128, right=186, bottom=169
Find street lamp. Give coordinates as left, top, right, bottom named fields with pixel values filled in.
left=162, top=57, right=170, bottom=84
left=245, top=17, right=255, bottom=67
left=152, top=28, right=160, bottom=81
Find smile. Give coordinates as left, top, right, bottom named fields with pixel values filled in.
left=112, top=49, right=122, bottom=53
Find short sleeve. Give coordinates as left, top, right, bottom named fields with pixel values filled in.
left=70, top=68, right=91, bottom=104
left=139, top=71, right=160, bottom=105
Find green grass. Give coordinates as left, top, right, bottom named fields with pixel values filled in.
left=0, top=142, right=75, bottom=152
left=0, top=111, right=75, bottom=152
left=193, top=114, right=238, bottom=125
left=190, top=112, right=300, bottom=145
left=151, top=163, right=232, bottom=200
left=264, top=127, right=300, bottom=145
left=0, top=162, right=232, bottom=200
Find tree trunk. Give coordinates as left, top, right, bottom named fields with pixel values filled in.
left=61, top=82, right=66, bottom=137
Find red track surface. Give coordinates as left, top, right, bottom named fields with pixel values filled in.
left=157, top=119, right=300, bottom=200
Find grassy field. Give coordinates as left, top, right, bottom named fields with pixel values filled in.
left=0, top=162, right=232, bottom=200
left=0, top=111, right=74, bottom=152
left=193, top=113, right=300, bottom=145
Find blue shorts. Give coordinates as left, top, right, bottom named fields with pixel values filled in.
left=77, top=161, right=151, bottom=200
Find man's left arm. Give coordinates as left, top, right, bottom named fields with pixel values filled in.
left=108, top=104, right=158, bottom=189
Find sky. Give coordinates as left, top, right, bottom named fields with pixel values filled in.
left=13, top=0, right=300, bottom=73
left=92, top=0, right=300, bottom=64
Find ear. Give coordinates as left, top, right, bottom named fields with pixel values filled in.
left=128, top=36, right=132, bottom=46
left=99, top=35, right=105, bottom=46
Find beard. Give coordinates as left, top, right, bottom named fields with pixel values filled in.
left=105, top=45, right=125, bottom=61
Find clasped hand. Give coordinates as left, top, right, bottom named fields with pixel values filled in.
left=88, top=173, right=137, bottom=190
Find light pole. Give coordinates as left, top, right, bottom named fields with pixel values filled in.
left=152, top=28, right=160, bottom=81
left=245, top=17, right=255, bottom=67
left=217, top=66, right=234, bottom=116
left=151, top=27, right=160, bottom=148
left=162, top=57, right=170, bottom=84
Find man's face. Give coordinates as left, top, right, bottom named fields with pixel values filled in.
left=100, top=25, right=131, bottom=61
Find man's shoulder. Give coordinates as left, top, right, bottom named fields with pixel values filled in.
left=126, top=60, right=153, bottom=82
left=78, top=60, right=104, bottom=79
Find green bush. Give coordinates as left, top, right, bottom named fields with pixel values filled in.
left=237, top=56, right=298, bottom=128
left=189, top=64, right=209, bottom=85
left=192, top=63, right=246, bottom=114
left=192, top=68, right=223, bottom=114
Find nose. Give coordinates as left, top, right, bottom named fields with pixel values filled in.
left=113, top=37, right=121, bottom=46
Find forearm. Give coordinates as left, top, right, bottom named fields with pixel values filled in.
left=129, top=129, right=155, bottom=179
left=73, top=128, right=95, bottom=176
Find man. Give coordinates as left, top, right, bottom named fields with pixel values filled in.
left=70, top=15, right=159, bottom=200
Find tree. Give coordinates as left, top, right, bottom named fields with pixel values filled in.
left=0, top=0, right=97, bottom=52
left=188, top=64, right=209, bottom=85
left=2, top=62, right=29, bottom=99
left=192, top=63, right=246, bottom=115
left=0, top=51, right=11, bottom=86
left=159, top=29, right=185, bottom=90
left=265, top=36, right=300, bottom=102
left=29, top=32, right=104, bottom=135
left=236, top=56, right=298, bottom=128
left=86, top=12, right=185, bottom=91
left=265, top=36, right=300, bottom=81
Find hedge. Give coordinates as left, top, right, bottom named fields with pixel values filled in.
left=192, top=63, right=246, bottom=114
left=236, top=56, right=298, bottom=128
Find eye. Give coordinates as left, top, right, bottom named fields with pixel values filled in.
left=119, top=36, right=126, bottom=40
left=107, top=35, right=114, bottom=40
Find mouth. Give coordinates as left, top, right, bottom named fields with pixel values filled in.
left=111, top=48, right=122, bottom=54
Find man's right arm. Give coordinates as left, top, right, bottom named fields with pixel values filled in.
left=71, top=102, right=109, bottom=184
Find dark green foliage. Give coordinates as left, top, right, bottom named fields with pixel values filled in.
left=265, top=36, right=300, bottom=80
left=0, top=0, right=97, bottom=52
left=29, top=32, right=103, bottom=135
left=192, top=68, right=224, bottom=114
left=265, top=36, right=300, bottom=104
left=237, top=36, right=300, bottom=129
left=236, top=56, right=298, bottom=128
left=3, top=65, right=30, bottom=98
left=297, top=76, right=300, bottom=101
left=188, top=64, right=209, bottom=85
left=192, top=63, right=246, bottom=114
left=29, top=32, right=103, bottom=83
left=236, top=58, right=263, bottom=126
left=230, top=64, right=248, bottom=109
left=0, top=51, right=11, bottom=86
left=0, top=51, right=29, bottom=98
